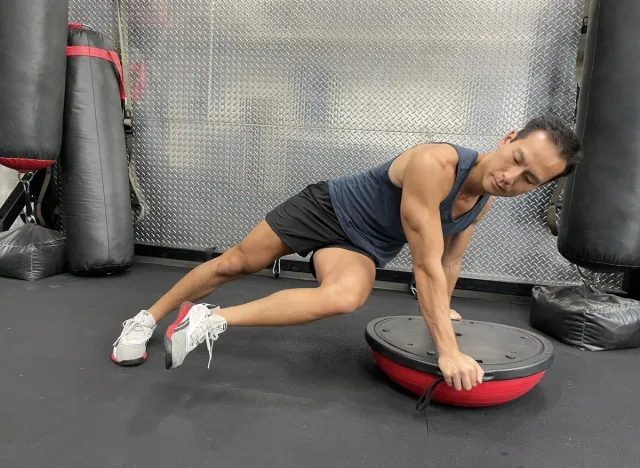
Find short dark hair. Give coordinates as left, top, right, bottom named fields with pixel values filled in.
left=513, top=114, right=583, bottom=181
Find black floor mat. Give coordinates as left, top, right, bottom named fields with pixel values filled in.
left=1, top=262, right=639, bottom=468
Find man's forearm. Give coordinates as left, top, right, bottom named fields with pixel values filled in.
left=443, top=259, right=462, bottom=302
left=414, top=265, right=459, bottom=354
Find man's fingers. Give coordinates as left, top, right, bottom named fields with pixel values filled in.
left=445, top=373, right=454, bottom=387
left=453, top=374, right=462, bottom=391
left=470, top=371, right=479, bottom=388
left=439, top=355, right=485, bottom=391
left=474, top=361, right=484, bottom=384
left=461, top=373, right=473, bottom=391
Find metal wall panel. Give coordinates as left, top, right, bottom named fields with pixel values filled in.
left=68, top=0, right=622, bottom=288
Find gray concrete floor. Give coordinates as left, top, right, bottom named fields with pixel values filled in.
left=1, top=262, right=639, bottom=468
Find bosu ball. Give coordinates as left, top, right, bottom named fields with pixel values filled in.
left=365, top=317, right=554, bottom=407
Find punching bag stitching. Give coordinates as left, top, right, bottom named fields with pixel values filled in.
left=564, top=1, right=599, bottom=227
left=568, top=259, right=639, bottom=268
left=0, top=238, right=65, bottom=249
left=580, top=2, right=599, bottom=141
left=86, top=42, right=113, bottom=254
left=579, top=317, right=588, bottom=347
left=30, top=239, right=34, bottom=278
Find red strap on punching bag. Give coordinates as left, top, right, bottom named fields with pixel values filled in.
left=66, top=45, right=126, bottom=101
left=0, top=158, right=55, bottom=173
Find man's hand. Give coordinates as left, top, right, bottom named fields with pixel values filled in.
left=438, top=350, right=484, bottom=390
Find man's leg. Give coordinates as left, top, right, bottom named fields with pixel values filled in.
left=214, top=247, right=375, bottom=326
left=147, top=220, right=293, bottom=323
left=164, top=247, right=376, bottom=369
left=111, top=220, right=292, bottom=366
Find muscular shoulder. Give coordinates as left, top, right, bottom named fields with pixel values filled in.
left=390, top=143, right=459, bottom=198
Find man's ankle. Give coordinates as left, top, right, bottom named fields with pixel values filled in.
left=148, top=306, right=167, bottom=323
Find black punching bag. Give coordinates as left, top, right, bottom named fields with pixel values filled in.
left=558, top=0, right=640, bottom=272
left=0, top=1, right=68, bottom=172
left=61, top=25, right=134, bottom=275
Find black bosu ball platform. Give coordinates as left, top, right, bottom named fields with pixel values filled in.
left=365, top=317, right=554, bottom=407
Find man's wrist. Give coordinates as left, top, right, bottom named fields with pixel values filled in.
left=438, top=347, right=461, bottom=357
left=424, top=315, right=460, bottom=355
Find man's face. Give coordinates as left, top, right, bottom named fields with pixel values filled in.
left=483, top=130, right=567, bottom=197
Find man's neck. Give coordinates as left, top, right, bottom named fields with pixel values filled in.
left=458, top=152, right=489, bottom=199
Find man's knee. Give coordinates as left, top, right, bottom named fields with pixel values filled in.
left=216, top=246, right=255, bottom=278
left=323, top=282, right=370, bottom=314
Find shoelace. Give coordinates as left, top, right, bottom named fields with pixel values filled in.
left=113, top=318, right=150, bottom=346
left=205, top=322, right=228, bottom=368
left=188, top=312, right=227, bottom=369
left=204, top=330, right=216, bottom=369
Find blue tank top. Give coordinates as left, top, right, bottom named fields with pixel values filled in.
left=328, top=143, right=490, bottom=267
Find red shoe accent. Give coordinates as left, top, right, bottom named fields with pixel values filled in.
left=166, top=302, right=193, bottom=339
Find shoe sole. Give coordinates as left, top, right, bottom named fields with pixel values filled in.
left=111, top=352, right=147, bottom=366
left=164, top=334, right=173, bottom=369
left=164, top=302, right=193, bottom=370
left=111, top=335, right=151, bottom=366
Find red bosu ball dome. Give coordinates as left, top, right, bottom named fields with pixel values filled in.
left=365, top=317, right=554, bottom=408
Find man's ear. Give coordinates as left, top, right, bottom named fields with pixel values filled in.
left=498, top=130, right=518, bottom=147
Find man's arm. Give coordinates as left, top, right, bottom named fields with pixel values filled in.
left=442, top=197, right=494, bottom=301
left=400, top=153, right=484, bottom=391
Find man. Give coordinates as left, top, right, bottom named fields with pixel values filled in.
left=112, top=114, right=582, bottom=392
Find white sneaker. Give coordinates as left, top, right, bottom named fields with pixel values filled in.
left=111, top=310, right=156, bottom=366
left=164, top=302, right=227, bottom=369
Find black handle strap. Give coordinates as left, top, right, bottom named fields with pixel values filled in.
left=115, top=0, right=148, bottom=225
left=545, top=177, right=566, bottom=236
left=415, top=377, right=445, bottom=414
left=20, top=173, right=35, bottom=224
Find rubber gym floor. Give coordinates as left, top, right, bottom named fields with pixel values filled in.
left=1, top=261, right=638, bottom=468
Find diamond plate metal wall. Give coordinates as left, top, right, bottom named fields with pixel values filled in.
left=68, top=0, right=622, bottom=288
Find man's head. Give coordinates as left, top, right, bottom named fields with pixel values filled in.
left=481, top=115, right=582, bottom=197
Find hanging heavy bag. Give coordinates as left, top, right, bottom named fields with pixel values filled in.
left=532, top=0, right=640, bottom=351
left=61, top=25, right=134, bottom=275
left=0, top=0, right=68, bottom=172
left=557, top=0, right=640, bottom=272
